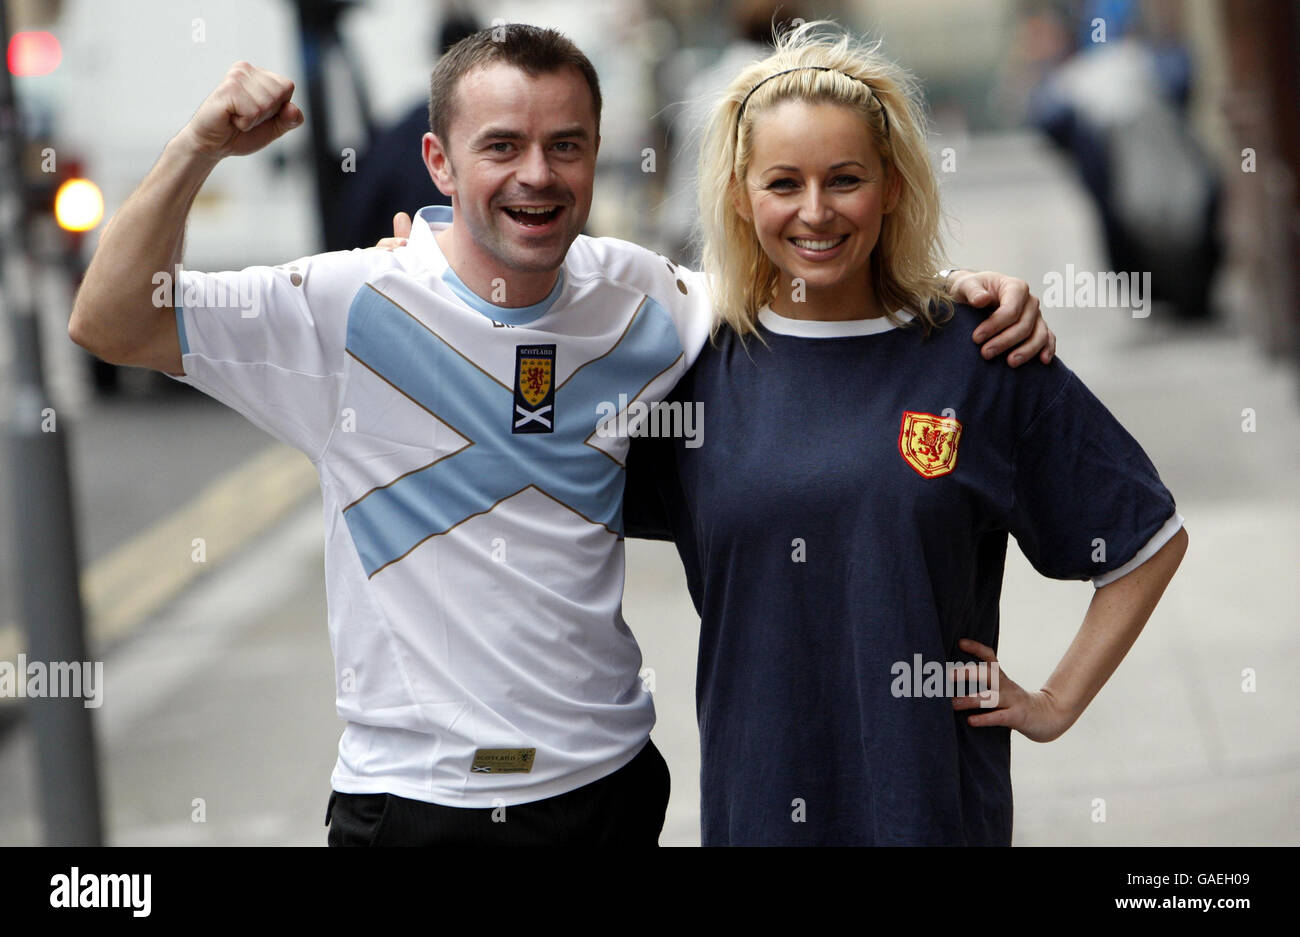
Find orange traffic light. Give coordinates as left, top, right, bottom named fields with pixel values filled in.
left=54, top=178, right=103, bottom=232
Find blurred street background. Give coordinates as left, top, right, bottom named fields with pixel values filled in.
left=0, top=0, right=1296, bottom=846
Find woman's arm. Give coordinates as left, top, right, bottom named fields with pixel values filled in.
left=954, top=526, right=1189, bottom=742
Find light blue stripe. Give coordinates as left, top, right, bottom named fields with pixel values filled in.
left=440, top=264, right=565, bottom=326
left=415, top=202, right=565, bottom=325
left=555, top=298, right=681, bottom=431
left=346, top=286, right=509, bottom=438
left=341, top=287, right=683, bottom=576
left=417, top=204, right=453, bottom=226
left=174, top=304, right=190, bottom=356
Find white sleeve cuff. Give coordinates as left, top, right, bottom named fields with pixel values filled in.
left=1091, top=512, right=1184, bottom=588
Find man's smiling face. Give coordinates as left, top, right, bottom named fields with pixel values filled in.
left=424, top=62, right=599, bottom=283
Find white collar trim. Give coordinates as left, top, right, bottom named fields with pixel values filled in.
left=757, top=303, right=913, bottom=338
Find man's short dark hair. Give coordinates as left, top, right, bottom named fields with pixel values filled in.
left=427, top=24, right=602, bottom=145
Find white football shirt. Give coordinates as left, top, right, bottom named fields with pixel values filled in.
left=168, top=205, right=711, bottom=806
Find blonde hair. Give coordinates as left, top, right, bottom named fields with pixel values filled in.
left=697, top=20, right=953, bottom=339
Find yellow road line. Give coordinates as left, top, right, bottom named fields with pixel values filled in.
left=0, top=445, right=317, bottom=664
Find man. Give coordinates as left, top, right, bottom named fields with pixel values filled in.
left=69, top=24, right=1052, bottom=846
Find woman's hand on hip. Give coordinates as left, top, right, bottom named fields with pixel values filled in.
left=951, top=637, right=1077, bottom=743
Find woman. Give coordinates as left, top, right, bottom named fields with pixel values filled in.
left=622, top=22, right=1187, bottom=845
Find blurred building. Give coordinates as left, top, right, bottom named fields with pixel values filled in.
left=1213, top=0, right=1300, bottom=369
left=856, top=0, right=1299, bottom=368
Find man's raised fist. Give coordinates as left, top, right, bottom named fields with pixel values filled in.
left=180, top=61, right=303, bottom=160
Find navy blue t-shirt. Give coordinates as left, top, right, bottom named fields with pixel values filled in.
left=623, top=303, right=1177, bottom=846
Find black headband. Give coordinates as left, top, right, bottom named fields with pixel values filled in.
left=735, top=65, right=890, bottom=138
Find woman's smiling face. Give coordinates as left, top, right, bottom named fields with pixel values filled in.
left=737, top=99, right=900, bottom=318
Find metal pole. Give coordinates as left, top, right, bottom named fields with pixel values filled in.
left=294, top=0, right=372, bottom=252
left=0, top=2, right=104, bottom=846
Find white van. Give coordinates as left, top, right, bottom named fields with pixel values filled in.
left=52, top=0, right=350, bottom=271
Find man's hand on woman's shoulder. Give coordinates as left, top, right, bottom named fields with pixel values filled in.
left=945, top=269, right=1056, bottom=367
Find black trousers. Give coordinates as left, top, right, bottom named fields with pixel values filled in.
left=326, top=740, right=670, bottom=846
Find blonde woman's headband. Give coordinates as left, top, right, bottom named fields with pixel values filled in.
left=735, top=66, right=890, bottom=139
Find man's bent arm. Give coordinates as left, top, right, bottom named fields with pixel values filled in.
left=68, top=136, right=219, bottom=374
left=68, top=62, right=302, bottom=375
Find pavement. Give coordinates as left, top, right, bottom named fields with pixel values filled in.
left=942, top=131, right=1300, bottom=846
left=0, top=130, right=1296, bottom=847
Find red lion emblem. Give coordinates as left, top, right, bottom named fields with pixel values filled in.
left=915, top=425, right=947, bottom=464
left=521, top=364, right=548, bottom=399
left=898, top=411, right=962, bottom=478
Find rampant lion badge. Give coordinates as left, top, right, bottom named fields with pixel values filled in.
left=518, top=356, right=552, bottom=406
left=898, top=411, right=962, bottom=478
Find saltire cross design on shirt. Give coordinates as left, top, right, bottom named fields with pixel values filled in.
left=341, top=284, right=683, bottom=578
